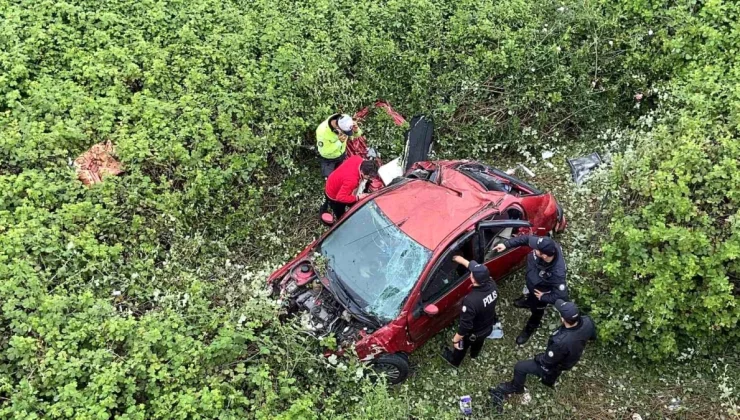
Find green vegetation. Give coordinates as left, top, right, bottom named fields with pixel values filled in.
left=1, top=0, right=738, bottom=418
left=585, top=0, right=740, bottom=360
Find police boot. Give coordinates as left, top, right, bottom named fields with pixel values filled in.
left=489, top=387, right=506, bottom=414
left=541, top=373, right=558, bottom=388
left=513, top=295, right=529, bottom=309
left=515, top=325, right=536, bottom=346
left=440, top=346, right=460, bottom=368
left=496, top=381, right=523, bottom=395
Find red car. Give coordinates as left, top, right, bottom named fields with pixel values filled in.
left=267, top=160, right=566, bottom=384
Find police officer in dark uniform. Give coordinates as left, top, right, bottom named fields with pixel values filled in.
left=490, top=300, right=597, bottom=413
left=441, top=256, right=499, bottom=367
left=492, top=235, right=567, bottom=345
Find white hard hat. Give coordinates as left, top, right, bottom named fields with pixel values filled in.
left=338, top=115, right=354, bottom=133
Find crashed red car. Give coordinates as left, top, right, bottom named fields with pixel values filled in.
left=267, top=160, right=566, bottom=384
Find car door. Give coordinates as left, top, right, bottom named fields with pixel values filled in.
left=406, top=231, right=478, bottom=344
left=477, top=220, right=533, bottom=280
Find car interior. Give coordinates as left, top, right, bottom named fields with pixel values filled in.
left=420, top=207, right=526, bottom=303
left=457, top=162, right=534, bottom=196
left=482, top=207, right=525, bottom=261
left=421, top=233, right=478, bottom=303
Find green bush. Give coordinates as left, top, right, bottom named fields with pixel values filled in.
left=0, top=0, right=713, bottom=416
left=585, top=0, right=740, bottom=360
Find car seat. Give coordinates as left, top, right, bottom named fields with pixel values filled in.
left=484, top=227, right=514, bottom=261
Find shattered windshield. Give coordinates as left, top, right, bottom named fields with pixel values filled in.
left=320, top=201, right=432, bottom=323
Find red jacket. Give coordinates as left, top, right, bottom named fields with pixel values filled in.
left=326, top=155, right=363, bottom=204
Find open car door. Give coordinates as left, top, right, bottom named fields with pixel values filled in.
left=402, top=115, right=434, bottom=171
left=377, top=115, right=434, bottom=186
left=477, top=220, right=532, bottom=280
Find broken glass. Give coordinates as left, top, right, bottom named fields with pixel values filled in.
left=320, top=201, right=432, bottom=323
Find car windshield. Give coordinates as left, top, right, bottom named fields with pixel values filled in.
left=320, top=201, right=432, bottom=323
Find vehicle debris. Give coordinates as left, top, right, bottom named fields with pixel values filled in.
left=517, top=163, right=536, bottom=178
left=521, top=392, right=532, bottom=405
left=74, top=140, right=123, bottom=186
left=459, top=395, right=472, bottom=416
left=487, top=321, right=504, bottom=339
left=567, top=152, right=603, bottom=185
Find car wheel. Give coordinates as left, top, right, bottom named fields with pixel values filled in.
left=371, top=353, right=410, bottom=385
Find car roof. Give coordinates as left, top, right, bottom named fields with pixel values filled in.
left=374, top=163, right=508, bottom=250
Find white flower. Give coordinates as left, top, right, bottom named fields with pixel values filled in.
left=112, top=290, right=121, bottom=296
left=648, top=29, right=654, bottom=36
left=609, top=40, right=614, bottom=46
left=557, top=6, right=565, bottom=12
left=556, top=46, right=561, bottom=52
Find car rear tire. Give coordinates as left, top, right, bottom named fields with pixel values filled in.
left=371, top=353, right=410, bottom=385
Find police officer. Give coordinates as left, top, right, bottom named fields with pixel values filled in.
left=315, top=114, right=362, bottom=179
left=441, top=256, right=498, bottom=367
left=490, top=300, right=597, bottom=413
left=492, top=235, right=567, bottom=345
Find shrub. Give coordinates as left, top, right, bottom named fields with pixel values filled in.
left=0, top=0, right=701, bottom=416
left=585, top=1, right=740, bottom=360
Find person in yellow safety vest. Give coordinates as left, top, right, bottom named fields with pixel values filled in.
left=316, top=113, right=363, bottom=178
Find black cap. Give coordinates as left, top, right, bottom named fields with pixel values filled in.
left=468, top=260, right=491, bottom=283
left=535, top=236, right=557, bottom=257
left=554, top=299, right=579, bottom=322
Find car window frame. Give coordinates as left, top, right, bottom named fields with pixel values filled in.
left=477, top=220, right=532, bottom=261
left=419, top=230, right=478, bottom=304
left=480, top=205, right=527, bottom=255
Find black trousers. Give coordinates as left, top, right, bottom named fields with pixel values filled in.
left=447, top=327, right=493, bottom=367
left=515, top=293, right=547, bottom=332
left=320, top=194, right=348, bottom=220
left=319, top=153, right=346, bottom=178
left=507, top=359, right=561, bottom=393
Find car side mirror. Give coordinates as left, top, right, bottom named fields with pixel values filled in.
left=423, top=304, right=439, bottom=316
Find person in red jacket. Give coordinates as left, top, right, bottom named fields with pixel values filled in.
left=322, top=155, right=378, bottom=223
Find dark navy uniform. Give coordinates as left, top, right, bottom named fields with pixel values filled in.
left=513, top=315, right=597, bottom=390
left=491, top=301, right=596, bottom=412
left=443, top=261, right=499, bottom=367
left=539, top=315, right=597, bottom=369
left=503, top=235, right=568, bottom=340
